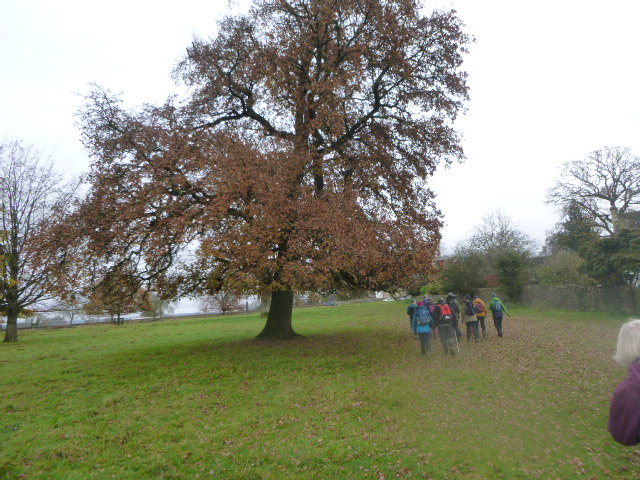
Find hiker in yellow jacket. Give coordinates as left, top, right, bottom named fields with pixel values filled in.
left=473, top=296, right=488, bottom=339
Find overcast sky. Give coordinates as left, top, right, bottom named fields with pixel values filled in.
left=2, top=0, right=639, bottom=254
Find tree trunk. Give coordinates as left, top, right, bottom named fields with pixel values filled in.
left=256, top=289, right=299, bottom=340
left=3, top=311, right=18, bottom=342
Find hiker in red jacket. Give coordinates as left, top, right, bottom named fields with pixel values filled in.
left=609, top=319, right=640, bottom=446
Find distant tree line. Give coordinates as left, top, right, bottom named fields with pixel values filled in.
left=420, top=146, right=640, bottom=300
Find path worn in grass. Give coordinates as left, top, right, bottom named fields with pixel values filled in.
left=1, top=303, right=638, bottom=479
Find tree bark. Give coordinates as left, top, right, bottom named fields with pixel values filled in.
left=3, top=311, right=18, bottom=342
left=256, top=288, right=299, bottom=340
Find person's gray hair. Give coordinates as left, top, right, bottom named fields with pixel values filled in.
left=613, top=319, right=640, bottom=366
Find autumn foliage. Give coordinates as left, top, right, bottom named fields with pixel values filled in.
left=73, top=0, right=470, bottom=338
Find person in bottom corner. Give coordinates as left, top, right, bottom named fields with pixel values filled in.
left=473, top=295, right=488, bottom=338
left=462, top=294, right=479, bottom=342
left=490, top=293, right=510, bottom=337
left=411, top=301, right=432, bottom=355
left=609, top=319, right=640, bottom=446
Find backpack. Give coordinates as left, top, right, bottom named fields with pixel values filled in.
left=475, top=301, right=485, bottom=314
left=427, top=304, right=436, bottom=315
left=414, top=307, right=430, bottom=326
left=465, top=300, right=475, bottom=316
left=492, top=300, right=503, bottom=312
left=407, top=303, right=416, bottom=316
left=439, top=304, right=453, bottom=323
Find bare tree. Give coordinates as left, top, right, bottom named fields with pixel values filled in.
left=0, top=138, right=77, bottom=342
left=466, top=211, right=538, bottom=259
left=547, top=146, right=640, bottom=236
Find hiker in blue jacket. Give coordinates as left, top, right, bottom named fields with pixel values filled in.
left=490, top=293, right=510, bottom=337
left=412, top=301, right=433, bottom=355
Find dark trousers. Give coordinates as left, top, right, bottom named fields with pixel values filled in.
left=466, top=321, right=479, bottom=341
left=493, top=315, right=503, bottom=336
left=418, top=332, right=432, bottom=354
left=437, top=325, right=455, bottom=355
left=477, top=316, right=486, bottom=337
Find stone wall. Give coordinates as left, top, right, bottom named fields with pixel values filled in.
left=474, top=285, right=640, bottom=315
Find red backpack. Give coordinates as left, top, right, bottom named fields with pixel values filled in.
left=439, top=304, right=453, bottom=322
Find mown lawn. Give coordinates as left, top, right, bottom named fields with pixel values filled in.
left=1, top=302, right=639, bottom=479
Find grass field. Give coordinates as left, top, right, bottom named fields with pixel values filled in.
left=1, top=302, right=639, bottom=479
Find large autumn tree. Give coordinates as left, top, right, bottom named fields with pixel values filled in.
left=75, top=0, right=470, bottom=339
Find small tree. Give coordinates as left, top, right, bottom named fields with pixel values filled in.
left=0, top=139, right=78, bottom=342
left=85, top=271, right=144, bottom=325
left=440, top=250, right=485, bottom=295
left=53, top=293, right=86, bottom=325
left=140, top=290, right=175, bottom=319
left=449, top=211, right=537, bottom=299
left=495, top=251, right=529, bottom=300
left=199, top=292, right=241, bottom=315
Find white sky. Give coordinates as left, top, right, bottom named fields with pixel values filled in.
left=2, top=0, right=640, bottom=254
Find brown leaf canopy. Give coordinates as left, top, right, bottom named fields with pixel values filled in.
left=74, top=0, right=470, bottom=297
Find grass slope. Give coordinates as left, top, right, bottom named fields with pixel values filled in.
left=1, top=302, right=639, bottom=479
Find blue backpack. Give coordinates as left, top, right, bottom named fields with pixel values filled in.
left=414, top=307, right=430, bottom=326
left=492, top=300, right=503, bottom=313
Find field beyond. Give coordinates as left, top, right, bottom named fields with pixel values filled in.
left=1, top=302, right=639, bottom=479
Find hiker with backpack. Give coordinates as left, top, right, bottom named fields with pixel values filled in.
left=433, top=298, right=457, bottom=355
left=425, top=297, right=438, bottom=340
left=407, top=299, right=417, bottom=331
left=490, top=293, right=510, bottom=337
left=411, top=301, right=433, bottom=355
left=446, top=292, right=463, bottom=340
left=473, top=295, right=488, bottom=338
left=462, top=294, right=479, bottom=342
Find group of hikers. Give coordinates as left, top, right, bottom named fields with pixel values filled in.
left=407, top=292, right=509, bottom=356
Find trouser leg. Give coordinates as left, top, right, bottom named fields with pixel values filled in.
left=418, top=332, right=429, bottom=354
left=438, top=325, right=450, bottom=353
left=471, top=321, right=479, bottom=340
left=494, top=316, right=503, bottom=336
left=478, top=316, right=486, bottom=337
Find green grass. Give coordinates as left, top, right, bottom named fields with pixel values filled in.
left=1, top=302, right=639, bottom=479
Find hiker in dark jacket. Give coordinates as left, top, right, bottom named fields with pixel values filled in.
left=425, top=297, right=438, bottom=340
left=411, top=301, right=432, bottom=355
left=407, top=300, right=417, bottom=331
left=462, top=294, right=479, bottom=342
left=446, top=292, right=462, bottom=340
left=489, top=293, right=509, bottom=337
left=434, top=298, right=456, bottom=355
left=609, top=319, right=640, bottom=446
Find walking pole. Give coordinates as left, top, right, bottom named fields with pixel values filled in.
left=453, top=328, right=460, bottom=353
